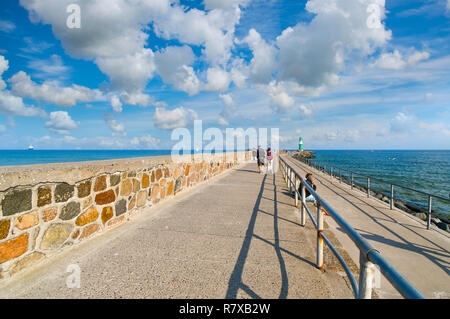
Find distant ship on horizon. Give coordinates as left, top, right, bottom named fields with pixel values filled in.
left=28, top=145, right=34, bottom=150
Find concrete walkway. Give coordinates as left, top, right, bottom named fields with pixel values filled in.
left=282, top=155, right=450, bottom=299
left=0, top=162, right=353, bottom=299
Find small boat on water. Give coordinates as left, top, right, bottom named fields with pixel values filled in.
left=28, top=145, right=34, bottom=150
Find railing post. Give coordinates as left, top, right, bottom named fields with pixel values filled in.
left=295, top=175, right=299, bottom=207
left=351, top=173, right=354, bottom=190
left=367, top=177, right=371, bottom=198
left=390, top=184, right=394, bottom=210
left=339, top=168, right=342, bottom=183
left=358, top=252, right=376, bottom=299
left=316, top=203, right=324, bottom=271
left=427, top=196, right=432, bottom=230
left=300, top=182, right=306, bottom=226
left=288, top=169, right=292, bottom=193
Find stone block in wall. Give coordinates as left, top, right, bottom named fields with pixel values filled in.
left=115, top=199, right=127, bottom=216
left=10, top=252, right=45, bottom=275
left=174, top=177, right=182, bottom=194
left=151, top=171, right=155, bottom=182
left=60, top=202, right=81, bottom=220
left=155, top=168, right=162, bottom=181
left=42, top=207, right=57, bottom=222
left=107, top=216, right=124, bottom=227
left=15, top=211, right=39, bottom=230
left=132, top=179, right=140, bottom=192
left=95, top=190, right=116, bottom=205
left=110, top=174, right=121, bottom=187
left=0, top=219, right=10, bottom=240
left=101, top=206, right=113, bottom=224
left=77, top=180, right=91, bottom=198
left=0, top=234, right=28, bottom=263
left=164, top=167, right=170, bottom=178
left=120, top=180, right=132, bottom=196
left=150, top=184, right=160, bottom=199
left=55, top=183, right=74, bottom=203
left=142, top=174, right=149, bottom=188
left=80, top=224, right=100, bottom=239
left=94, top=176, right=107, bottom=192
left=167, top=181, right=174, bottom=196
left=37, top=186, right=52, bottom=207
left=75, top=207, right=99, bottom=226
left=137, top=191, right=147, bottom=208
left=40, top=223, right=73, bottom=250
left=2, top=189, right=32, bottom=216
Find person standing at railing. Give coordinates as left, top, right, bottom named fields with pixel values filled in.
left=302, top=173, right=317, bottom=204
left=257, top=145, right=266, bottom=174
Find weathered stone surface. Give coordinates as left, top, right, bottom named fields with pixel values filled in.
left=174, top=177, right=182, bottom=194
left=120, top=179, right=132, bottom=196
left=0, top=219, right=10, bottom=240
left=76, top=207, right=99, bottom=226
left=115, top=199, right=127, bottom=216
left=107, top=216, right=124, bottom=227
left=60, top=202, right=81, bottom=220
left=128, top=171, right=136, bottom=177
left=94, top=175, right=107, bottom=192
left=101, top=206, right=113, bottom=224
left=185, top=165, right=190, bottom=176
left=41, top=207, right=57, bottom=223
left=155, top=168, right=162, bottom=181
left=2, top=189, right=32, bottom=216
left=0, top=234, right=28, bottom=263
left=15, top=211, right=39, bottom=230
left=80, top=224, right=100, bottom=239
left=72, top=229, right=80, bottom=239
left=132, top=179, right=140, bottom=192
left=150, top=184, right=160, bottom=199
left=173, top=168, right=181, bottom=179
left=95, top=190, right=116, bottom=205
left=164, top=167, right=170, bottom=178
left=82, top=196, right=93, bottom=209
left=10, top=252, right=45, bottom=275
left=142, top=174, right=149, bottom=188
left=77, top=180, right=91, bottom=198
left=160, top=179, right=166, bottom=187
left=160, top=188, right=166, bottom=200
left=55, top=183, right=74, bottom=203
left=167, top=181, right=174, bottom=196
left=110, top=174, right=121, bottom=187
left=37, top=186, right=52, bottom=207
left=137, top=191, right=147, bottom=207
left=151, top=170, right=155, bottom=182
left=40, top=223, right=73, bottom=250
left=129, top=195, right=136, bottom=210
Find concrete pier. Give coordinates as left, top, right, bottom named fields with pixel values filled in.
left=0, top=156, right=448, bottom=298
left=0, top=161, right=354, bottom=298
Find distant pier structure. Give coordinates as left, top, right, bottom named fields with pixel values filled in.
left=299, top=137, right=303, bottom=151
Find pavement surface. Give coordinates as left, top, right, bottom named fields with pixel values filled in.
left=0, top=161, right=353, bottom=299
left=282, top=155, right=450, bottom=299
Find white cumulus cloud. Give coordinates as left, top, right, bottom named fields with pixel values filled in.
left=104, top=113, right=126, bottom=136
left=153, top=107, right=198, bottom=130
left=374, top=50, right=430, bottom=70
left=130, top=135, right=161, bottom=148
left=45, top=111, right=79, bottom=135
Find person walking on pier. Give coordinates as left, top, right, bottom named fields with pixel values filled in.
left=257, top=145, right=266, bottom=173
left=266, top=147, right=273, bottom=174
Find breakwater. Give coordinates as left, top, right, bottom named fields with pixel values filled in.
left=0, top=152, right=249, bottom=279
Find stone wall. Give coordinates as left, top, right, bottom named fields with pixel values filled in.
left=0, top=152, right=249, bottom=279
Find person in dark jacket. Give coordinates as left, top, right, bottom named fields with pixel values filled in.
left=302, top=173, right=317, bottom=204
left=256, top=145, right=265, bottom=173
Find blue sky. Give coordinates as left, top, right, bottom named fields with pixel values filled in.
left=0, top=0, right=449, bottom=150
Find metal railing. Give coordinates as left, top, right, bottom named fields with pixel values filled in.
left=279, top=156, right=425, bottom=299
left=296, top=157, right=450, bottom=229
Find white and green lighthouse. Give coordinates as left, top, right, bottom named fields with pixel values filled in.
left=299, top=137, right=303, bottom=151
